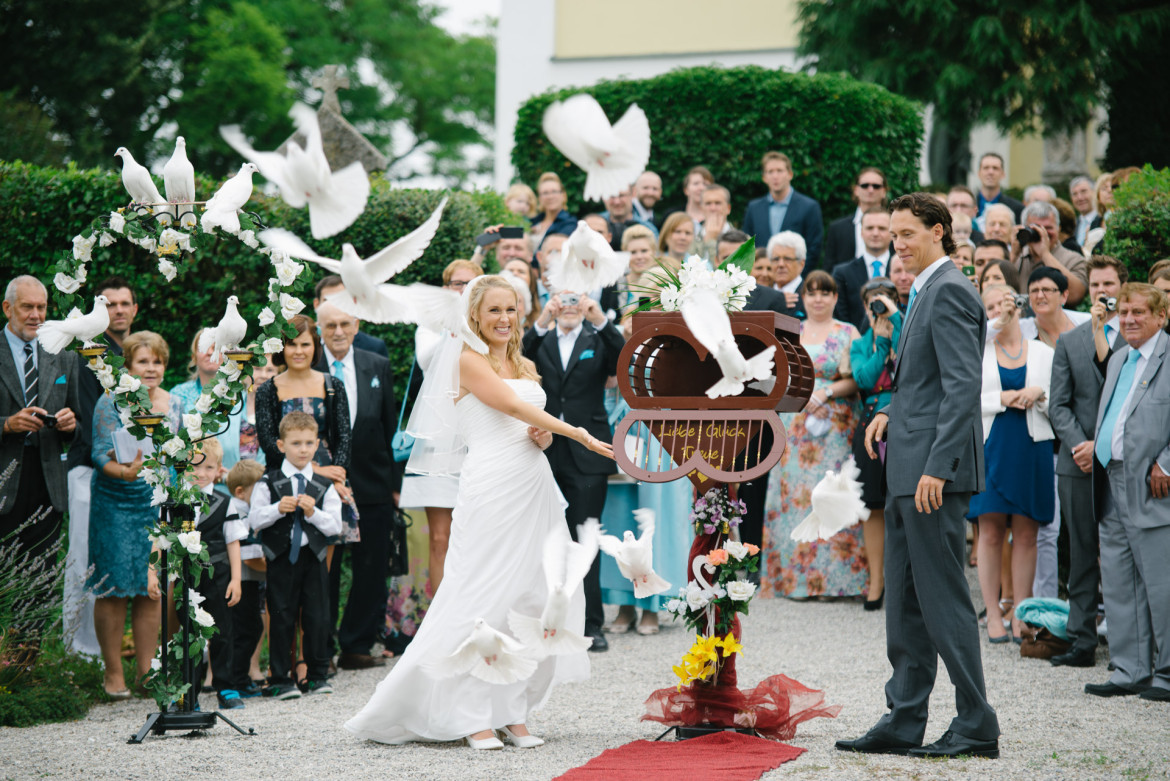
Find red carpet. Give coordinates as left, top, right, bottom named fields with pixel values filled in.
left=553, top=731, right=805, bottom=781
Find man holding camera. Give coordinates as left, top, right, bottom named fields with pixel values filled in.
left=523, top=290, right=624, bottom=652
left=1013, top=202, right=1088, bottom=306
left=1, top=275, right=79, bottom=663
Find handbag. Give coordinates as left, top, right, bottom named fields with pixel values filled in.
left=1019, top=625, right=1071, bottom=660
left=387, top=505, right=413, bottom=577
left=391, top=361, right=416, bottom=463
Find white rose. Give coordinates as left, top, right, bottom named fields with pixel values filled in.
left=114, top=373, right=141, bottom=394
left=211, top=380, right=230, bottom=399
left=149, top=531, right=171, bottom=550
left=161, top=437, right=185, bottom=458
left=275, top=259, right=303, bottom=287
left=221, top=360, right=241, bottom=382
left=266, top=247, right=289, bottom=264
left=108, top=212, right=126, bottom=233
left=151, top=484, right=169, bottom=506
left=141, top=466, right=161, bottom=487
left=138, top=236, right=157, bottom=253
left=177, top=530, right=202, bottom=555
left=95, top=367, right=116, bottom=390
left=194, top=394, right=214, bottom=414
left=99, top=232, right=115, bottom=247
left=684, top=581, right=710, bottom=611
left=150, top=657, right=162, bottom=672
left=188, top=588, right=206, bottom=607
left=723, top=541, right=749, bottom=561
left=268, top=278, right=282, bottom=301
left=182, top=412, right=202, bottom=438
left=279, top=292, right=305, bottom=321
left=193, top=606, right=215, bottom=628
left=75, top=264, right=87, bottom=283
left=257, top=307, right=275, bottom=326
left=53, top=272, right=81, bottom=294
left=168, top=569, right=179, bottom=582
left=72, top=233, right=96, bottom=261
left=262, top=337, right=284, bottom=354
left=238, top=229, right=258, bottom=248
left=665, top=598, right=683, bottom=614
left=158, top=228, right=193, bottom=252
left=158, top=258, right=177, bottom=281
left=726, top=580, right=757, bottom=602
left=118, top=407, right=134, bottom=428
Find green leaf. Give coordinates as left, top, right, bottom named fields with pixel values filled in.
left=723, top=237, right=757, bottom=275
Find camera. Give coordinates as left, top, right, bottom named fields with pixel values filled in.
left=868, top=298, right=889, bottom=317
left=1013, top=294, right=1030, bottom=310
left=33, top=411, right=57, bottom=428
left=1017, top=226, right=1042, bottom=245
left=559, top=292, right=580, bottom=306
left=1098, top=295, right=1117, bottom=312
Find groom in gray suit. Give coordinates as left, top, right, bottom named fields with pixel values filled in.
left=1086, top=283, right=1170, bottom=702
left=837, top=193, right=999, bottom=758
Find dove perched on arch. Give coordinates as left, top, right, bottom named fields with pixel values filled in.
left=114, top=148, right=168, bottom=224
left=220, top=103, right=370, bottom=239
left=162, top=136, right=197, bottom=228
left=508, top=520, right=600, bottom=657
left=197, top=295, right=247, bottom=359
left=36, top=295, right=111, bottom=354
left=200, top=163, right=258, bottom=236
left=680, top=286, right=776, bottom=399
left=790, top=457, right=868, bottom=543
left=546, top=220, right=628, bottom=295
left=542, top=94, right=651, bottom=202
left=599, top=508, right=671, bottom=598
left=426, top=618, right=537, bottom=685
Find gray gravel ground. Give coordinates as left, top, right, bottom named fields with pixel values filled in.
left=4, top=567, right=1168, bottom=780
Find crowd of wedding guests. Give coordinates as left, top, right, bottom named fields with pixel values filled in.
left=4, top=150, right=1168, bottom=710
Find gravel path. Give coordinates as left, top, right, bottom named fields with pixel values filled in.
left=4, top=569, right=1167, bottom=780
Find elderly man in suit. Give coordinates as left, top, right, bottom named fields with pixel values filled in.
left=742, top=151, right=824, bottom=268
left=313, top=276, right=389, bottom=358
left=1, top=276, right=79, bottom=661
left=314, top=301, right=402, bottom=669
left=833, top=209, right=892, bottom=332
left=824, top=167, right=888, bottom=271
left=1047, top=256, right=1128, bottom=668
left=524, top=290, right=624, bottom=653
left=1086, top=283, right=1170, bottom=702
left=839, top=193, right=999, bottom=759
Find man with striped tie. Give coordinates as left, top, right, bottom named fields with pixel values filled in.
left=1, top=275, right=79, bottom=663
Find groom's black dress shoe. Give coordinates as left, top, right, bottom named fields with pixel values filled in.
left=1084, top=681, right=1144, bottom=697
left=834, top=732, right=918, bottom=756
left=586, top=630, right=608, bottom=653
left=1138, top=687, right=1170, bottom=702
left=1050, top=645, right=1096, bottom=668
left=907, top=730, right=999, bottom=759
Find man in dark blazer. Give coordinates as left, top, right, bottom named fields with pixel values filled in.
left=1, top=276, right=79, bottom=660
left=1048, top=256, right=1127, bottom=669
left=975, top=152, right=1024, bottom=223
left=842, top=193, right=999, bottom=759
left=823, top=167, right=889, bottom=271
left=524, top=291, right=624, bottom=652
left=1086, top=284, right=1170, bottom=702
left=833, top=210, right=892, bottom=332
left=741, top=151, right=824, bottom=268
left=314, top=301, right=402, bottom=668
left=314, top=276, right=389, bottom=358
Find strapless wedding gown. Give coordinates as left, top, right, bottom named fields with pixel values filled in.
left=346, top=380, right=590, bottom=744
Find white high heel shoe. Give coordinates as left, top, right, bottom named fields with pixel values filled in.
left=466, top=732, right=504, bottom=750
left=499, top=725, right=544, bottom=748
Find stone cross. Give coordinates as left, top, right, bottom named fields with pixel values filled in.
left=312, top=65, right=350, bottom=114
left=279, top=64, right=387, bottom=173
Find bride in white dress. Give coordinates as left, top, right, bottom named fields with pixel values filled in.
left=346, top=275, right=614, bottom=750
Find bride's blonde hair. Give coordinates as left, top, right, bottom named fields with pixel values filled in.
left=466, top=275, right=540, bottom=381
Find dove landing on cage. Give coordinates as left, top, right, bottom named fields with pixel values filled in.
left=200, top=163, right=258, bottom=236
left=508, top=520, right=600, bottom=657
left=114, top=148, right=168, bottom=224
left=542, top=94, right=651, bottom=202
left=426, top=618, right=538, bottom=686
left=546, top=220, right=628, bottom=296
left=36, top=295, right=111, bottom=355
left=679, top=286, right=776, bottom=399
left=790, top=457, right=869, bottom=543
left=196, top=295, right=247, bottom=359
left=599, top=508, right=671, bottom=598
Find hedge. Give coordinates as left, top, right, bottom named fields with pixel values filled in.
left=1101, top=165, right=1170, bottom=282
left=0, top=160, right=512, bottom=396
left=511, top=65, right=924, bottom=225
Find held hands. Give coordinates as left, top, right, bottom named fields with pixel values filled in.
left=1071, top=440, right=1095, bottom=473
left=576, top=426, right=615, bottom=459
left=1151, top=462, right=1170, bottom=499
left=864, top=412, right=888, bottom=460
left=225, top=578, right=241, bottom=607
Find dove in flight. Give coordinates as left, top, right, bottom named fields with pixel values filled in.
left=114, top=148, right=168, bottom=224
left=197, top=295, right=247, bottom=359
left=546, top=220, right=628, bottom=295
left=509, top=520, right=600, bottom=657
left=599, top=508, right=671, bottom=598
left=542, top=94, right=650, bottom=202
left=220, top=103, right=370, bottom=239
left=162, top=136, right=197, bottom=228
left=200, top=163, right=258, bottom=235
left=790, top=457, right=869, bottom=543
left=680, top=286, right=776, bottom=399
left=426, top=618, right=537, bottom=685
left=36, top=295, right=111, bottom=354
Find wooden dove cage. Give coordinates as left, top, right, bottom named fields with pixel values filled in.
left=615, top=311, right=814, bottom=490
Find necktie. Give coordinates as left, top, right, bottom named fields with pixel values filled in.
left=871, top=259, right=883, bottom=278
left=22, top=342, right=37, bottom=407
left=906, top=286, right=918, bottom=314
left=1095, top=349, right=1142, bottom=467
left=331, top=359, right=344, bottom=384
left=289, top=473, right=306, bottom=564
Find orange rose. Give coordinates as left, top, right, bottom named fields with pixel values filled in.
left=707, top=549, right=729, bottom=566
left=744, top=543, right=760, bottom=555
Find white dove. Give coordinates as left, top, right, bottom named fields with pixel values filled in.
left=426, top=618, right=537, bottom=685
left=200, top=163, right=258, bottom=235
left=509, top=520, right=600, bottom=657
left=542, top=94, right=651, bottom=202
left=258, top=196, right=447, bottom=322
left=113, top=147, right=168, bottom=223
left=162, top=136, right=197, bottom=228
left=599, top=508, right=671, bottom=598
left=679, top=286, right=776, bottom=399
left=546, top=220, right=628, bottom=294
left=220, top=103, right=370, bottom=239
left=36, top=295, right=111, bottom=354
left=790, top=457, right=869, bottom=543
left=196, top=295, right=247, bottom=358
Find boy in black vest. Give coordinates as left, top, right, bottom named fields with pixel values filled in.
left=225, top=458, right=266, bottom=699
left=249, top=411, right=341, bottom=699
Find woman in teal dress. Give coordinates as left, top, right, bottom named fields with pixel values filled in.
left=762, top=271, right=865, bottom=599
left=88, top=331, right=182, bottom=698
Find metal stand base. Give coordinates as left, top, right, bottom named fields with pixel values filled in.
left=654, top=725, right=758, bottom=741
left=128, top=708, right=255, bottom=744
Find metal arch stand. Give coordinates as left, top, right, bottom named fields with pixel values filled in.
left=128, top=501, right=255, bottom=744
